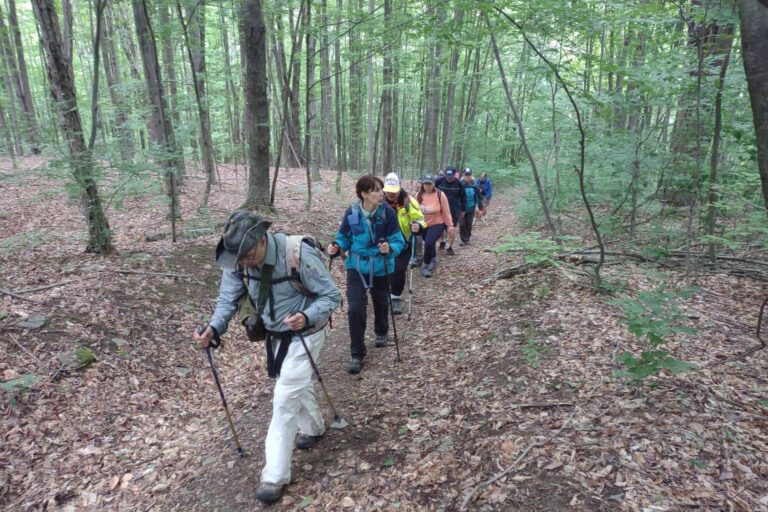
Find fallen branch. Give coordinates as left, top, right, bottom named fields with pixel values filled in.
left=0, top=288, right=44, bottom=304
left=109, top=269, right=192, bottom=279
left=460, top=384, right=600, bottom=510
left=509, top=401, right=574, bottom=409
left=14, top=280, right=73, bottom=294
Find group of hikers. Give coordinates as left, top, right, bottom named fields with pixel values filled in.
left=192, top=167, right=493, bottom=503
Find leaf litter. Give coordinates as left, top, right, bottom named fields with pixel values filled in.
left=0, top=158, right=767, bottom=511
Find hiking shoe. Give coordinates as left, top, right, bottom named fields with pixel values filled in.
left=439, top=241, right=446, bottom=250
left=427, top=259, right=437, bottom=271
left=446, top=247, right=455, bottom=256
left=421, top=266, right=433, bottom=278
left=347, top=358, right=363, bottom=374
left=255, top=483, right=284, bottom=504
left=391, top=298, right=403, bottom=315
left=296, top=433, right=323, bottom=450
left=411, top=257, right=422, bottom=268
left=459, top=240, right=467, bottom=246
left=374, top=334, right=388, bottom=347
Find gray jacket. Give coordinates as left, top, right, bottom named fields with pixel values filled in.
left=209, top=232, right=341, bottom=336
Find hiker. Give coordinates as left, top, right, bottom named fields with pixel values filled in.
left=193, top=210, right=341, bottom=504
left=434, top=166, right=466, bottom=255
left=329, top=175, right=405, bottom=374
left=417, top=174, right=453, bottom=277
left=477, top=172, right=493, bottom=216
left=383, top=172, right=426, bottom=314
left=459, top=168, right=485, bottom=246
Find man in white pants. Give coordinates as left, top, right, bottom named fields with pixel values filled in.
left=194, top=210, right=341, bottom=503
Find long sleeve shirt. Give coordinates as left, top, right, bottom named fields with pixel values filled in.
left=419, top=190, right=453, bottom=228
left=209, top=232, right=341, bottom=335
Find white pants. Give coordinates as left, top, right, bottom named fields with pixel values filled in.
left=260, top=328, right=326, bottom=486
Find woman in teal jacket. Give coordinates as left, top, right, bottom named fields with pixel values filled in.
left=330, top=175, right=405, bottom=373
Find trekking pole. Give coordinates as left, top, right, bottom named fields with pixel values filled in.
left=407, top=235, right=416, bottom=321
left=293, top=326, right=348, bottom=429
left=197, top=325, right=245, bottom=457
left=378, top=239, right=402, bottom=362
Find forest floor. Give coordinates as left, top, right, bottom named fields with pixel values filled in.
left=1, top=158, right=768, bottom=512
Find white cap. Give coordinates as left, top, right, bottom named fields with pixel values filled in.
left=383, top=172, right=401, bottom=193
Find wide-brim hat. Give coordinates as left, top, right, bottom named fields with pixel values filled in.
left=215, top=210, right=272, bottom=269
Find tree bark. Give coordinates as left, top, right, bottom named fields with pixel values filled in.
left=178, top=0, right=217, bottom=202
left=739, top=0, right=768, bottom=219
left=423, top=7, right=445, bottom=173
left=102, top=3, right=134, bottom=163
left=219, top=3, right=240, bottom=161
left=440, top=7, right=463, bottom=170
left=132, top=0, right=184, bottom=220
left=380, top=0, right=393, bottom=175
left=241, top=0, right=270, bottom=209
left=319, top=0, right=334, bottom=169
left=7, top=0, right=39, bottom=153
left=334, top=0, right=346, bottom=192
left=31, top=0, right=113, bottom=253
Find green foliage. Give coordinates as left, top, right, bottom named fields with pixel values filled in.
left=1, top=230, right=52, bottom=254
left=522, top=338, right=549, bottom=368
left=1, top=374, right=40, bottom=399
left=490, top=231, right=576, bottom=267
left=610, top=283, right=699, bottom=383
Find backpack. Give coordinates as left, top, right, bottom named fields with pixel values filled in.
left=282, top=234, right=328, bottom=297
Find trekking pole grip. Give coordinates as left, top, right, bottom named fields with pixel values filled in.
left=197, top=323, right=221, bottom=349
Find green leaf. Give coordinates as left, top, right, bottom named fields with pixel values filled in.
left=299, top=496, right=314, bottom=508
left=1, top=374, right=40, bottom=393
left=382, top=456, right=395, bottom=468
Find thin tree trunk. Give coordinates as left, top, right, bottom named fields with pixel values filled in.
left=440, top=7, right=463, bottom=169
left=177, top=0, right=217, bottom=206
left=219, top=3, right=239, bottom=162
left=7, top=0, right=39, bottom=153
left=334, top=0, right=346, bottom=191
left=241, top=0, right=270, bottom=209
left=319, top=0, right=334, bottom=169
left=133, top=0, right=184, bottom=225
left=381, top=0, right=393, bottom=175
left=305, top=0, right=314, bottom=207
left=348, top=0, right=362, bottom=172
left=32, top=0, right=113, bottom=253
left=423, top=7, right=444, bottom=173
left=102, top=3, right=134, bottom=163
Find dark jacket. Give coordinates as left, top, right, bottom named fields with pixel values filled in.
left=434, top=176, right=467, bottom=218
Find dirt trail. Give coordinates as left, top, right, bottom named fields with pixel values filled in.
left=162, top=193, right=531, bottom=511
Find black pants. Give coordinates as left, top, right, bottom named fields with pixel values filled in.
left=346, top=269, right=389, bottom=360
left=390, top=239, right=412, bottom=297
left=460, top=210, right=475, bottom=242
left=422, top=224, right=445, bottom=266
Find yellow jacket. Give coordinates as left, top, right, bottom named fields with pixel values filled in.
left=389, top=193, right=426, bottom=242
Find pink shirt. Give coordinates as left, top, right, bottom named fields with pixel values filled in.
left=419, top=190, right=452, bottom=227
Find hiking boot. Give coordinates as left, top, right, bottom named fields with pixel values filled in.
left=296, top=433, right=323, bottom=450
left=428, top=259, right=437, bottom=271
left=421, top=266, right=433, bottom=278
left=446, top=247, right=455, bottom=256
left=347, top=358, right=363, bottom=374
left=439, top=240, right=446, bottom=251
left=391, top=298, right=403, bottom=315
left=459, top=240, right=467, bottom=246
left=411, top=257, right=422, bottom=268
left=255, top=483, right=284, bottom=504
left=374, top=334, right=388, bottom=347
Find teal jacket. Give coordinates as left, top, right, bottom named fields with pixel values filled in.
left=335, top=202, right=405, bottom=280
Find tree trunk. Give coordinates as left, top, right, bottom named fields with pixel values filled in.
left=440, top=7, right=463, bottom=169
left=178, top=0, right=217, bottom=201
left=380, top=0, right=393, bottom=175
left=219, top=3, right=240, bottom=162
left=739, top=0, right=768, bottom=219
left=7, top=0, right=39, bottom=153
left=423, top=7, right=445, bottom=173
left=366, top=0, right=375, bottom=173
left=334, top=0, right=346, bottom=192
left=61, top=0, right=74, bottom=84
left=348, top=0, right=362, bottom=172
left=241, top=0, right=270, bottom=209
left=31, top=0, right=113, bottom=253
left=305, top=0, right=315, bottom=205
left=132, top=0, right=184, bottom=219
left=102, top=3, right=134, bottom=163
left=319, top=0, right=334, bottom=169
left=158, top=6, right=181, bottom=128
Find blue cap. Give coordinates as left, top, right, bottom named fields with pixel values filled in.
left=445, top=167, right=456, bottom=177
